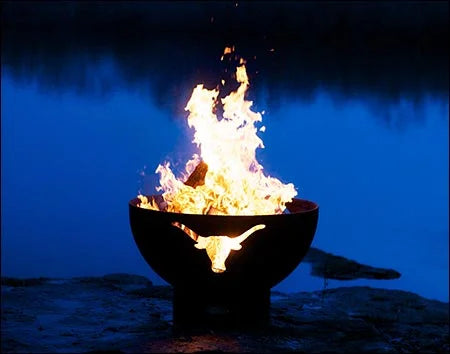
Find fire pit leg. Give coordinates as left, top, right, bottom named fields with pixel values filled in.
left=173, top=286, right=270, bottom=330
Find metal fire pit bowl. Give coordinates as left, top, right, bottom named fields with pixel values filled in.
left=129, top=195, right=319, bottom=328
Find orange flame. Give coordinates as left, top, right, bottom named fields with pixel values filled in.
left=139, top=49, right=297, bottom=216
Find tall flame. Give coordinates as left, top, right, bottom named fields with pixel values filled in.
left=140, top=48, right=297, bottom=215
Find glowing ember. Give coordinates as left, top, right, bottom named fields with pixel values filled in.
left=220, top=46, right=234, bottom=61
left=172, top=222, right=266, bottom=273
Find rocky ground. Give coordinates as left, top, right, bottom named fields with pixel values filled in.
left=303, top=247, right=401, bottom=281
left=1, top=273, right=448, bottom=353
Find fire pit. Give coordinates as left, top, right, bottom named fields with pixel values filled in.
left=129, top=195, right=318, bottom=327
left=128, top=47, right=319, bottom=327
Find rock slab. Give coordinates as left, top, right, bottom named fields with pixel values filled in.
left=1, top=274, right=448, bottom=353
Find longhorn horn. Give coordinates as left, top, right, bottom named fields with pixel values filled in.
left=171, top=222, right=199, bottom=241
left=234, top=224, right=266, bottom=244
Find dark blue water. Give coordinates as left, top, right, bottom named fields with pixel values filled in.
left=2, top=4, right=448, bottom=302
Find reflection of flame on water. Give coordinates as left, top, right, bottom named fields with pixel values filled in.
left=172, top=222, right=266, bottom=273
left=138, top=46, right=296, bottom=272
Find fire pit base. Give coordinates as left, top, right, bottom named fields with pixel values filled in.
left=173, top=287, right=270, bottom=329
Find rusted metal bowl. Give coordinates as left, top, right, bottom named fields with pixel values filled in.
left=129, top=195, right=319, bottom=327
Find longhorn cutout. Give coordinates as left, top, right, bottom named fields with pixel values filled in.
left=172, top=222, right=266, bottom=273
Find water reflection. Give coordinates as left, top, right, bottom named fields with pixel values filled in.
left=2, top=2, right=448, bottom=128
left=1, top=2, right=448, bottom=302
left=265, top=93, right=448, bottom=301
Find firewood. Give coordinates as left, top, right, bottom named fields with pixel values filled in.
left=206, top=206, right=221, bottom=215
left=184, top=161, right=208, bottom=188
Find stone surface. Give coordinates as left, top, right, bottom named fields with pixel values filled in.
left=1, top=273, right=448, bottom=353
left=303, top=247, right=401, bottom=280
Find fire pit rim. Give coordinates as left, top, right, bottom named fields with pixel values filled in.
left=129, top=196, right=319, bottom=218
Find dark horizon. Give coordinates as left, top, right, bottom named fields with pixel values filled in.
left=2, top=1, right=448, bottom=127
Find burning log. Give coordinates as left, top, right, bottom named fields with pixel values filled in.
left=184, top=161, right=208, bottom=188
left=206, top=206, right=220, bottom=215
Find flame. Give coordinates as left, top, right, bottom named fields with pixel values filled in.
left=140, top=49, right=297, bottom=216
left=137, top=194, right=160, bottom=210
left=137, top=48, right=297, bottom=273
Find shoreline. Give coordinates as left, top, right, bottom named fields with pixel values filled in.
left=2, top=273, right=448, bottom=353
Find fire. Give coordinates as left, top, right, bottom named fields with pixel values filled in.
left=139, top=47, right=297, bottom=216
left=137, top=47, right=297, bottom=272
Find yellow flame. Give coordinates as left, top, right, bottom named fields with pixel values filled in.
left=137, top=195, right=160, bottom=210
left=145, top=50, right=297, bottom=216
left=137, top=49, right=297, bottom=272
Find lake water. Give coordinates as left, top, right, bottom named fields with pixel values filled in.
left=1, top=10, right=448, bottom=302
